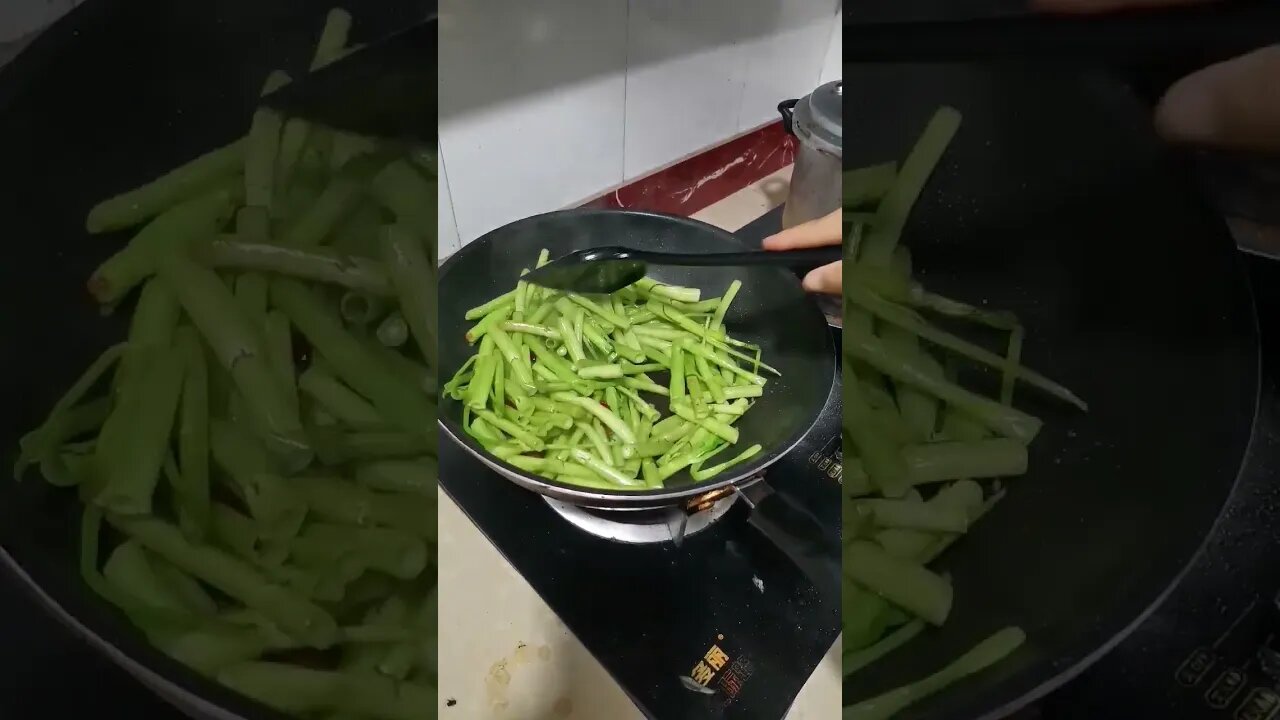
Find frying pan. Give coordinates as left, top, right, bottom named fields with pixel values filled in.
left=840, top=62, right=1260, bottom=717
left=436, top=209, right=836, bottom=510
left=0, top=1, right=431, bottom=719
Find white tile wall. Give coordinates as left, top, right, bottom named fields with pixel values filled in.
left=734, top=0, right=840, bottom=131
left=438, top=0, right=842, bottom=255
left=819, top=1, right=843, bottom=85
left=438, top=0, right=629, bottom=245
left=622, top=0, right=752, bottom=180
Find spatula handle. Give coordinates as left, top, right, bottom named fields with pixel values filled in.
left=636, top=247, right=842, bottom=268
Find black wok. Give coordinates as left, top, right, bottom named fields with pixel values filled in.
left=841, top=63, right=1259, bottom=717
left=0, top=1, right=431, bottom=719
left=437, top=209, right=836, bottom=511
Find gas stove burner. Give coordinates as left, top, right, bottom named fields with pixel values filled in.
left=544, top=492, right=740, bottom=545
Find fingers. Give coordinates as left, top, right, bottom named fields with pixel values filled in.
left=1155, top=45, right=1280, bottom=154
left=1031, top=0, right=1212, bottom=14
left=766, top=211, right=842, bottom=294
left=1033, top=0, right=1280, bottom=154
left=762, top=209, right=843, bottom=250
left=802, top=261, right=842, bottom=295
left=763, top=210, right=843, bottom=294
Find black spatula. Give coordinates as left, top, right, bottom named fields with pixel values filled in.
left=522, top=246, right=842, bottom=294
left=261, top=16, right=436, bottom=144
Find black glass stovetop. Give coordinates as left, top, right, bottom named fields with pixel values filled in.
left=439, top=208, right=843, bottom=720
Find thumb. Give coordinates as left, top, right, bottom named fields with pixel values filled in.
left=1155, top=45, right=1280, bottom=154
left=763, top=209, right=843, bottom=250
left=802, top=261, right=842, bottom=295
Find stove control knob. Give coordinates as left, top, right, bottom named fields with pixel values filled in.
left=1258, top=591, right=1280, bottom=681
left=1175, top=647, right=1215, bottom=687
left=1258, top=647, right=1280, bottom=680
left=1237, top=687, right=1280, bottom=720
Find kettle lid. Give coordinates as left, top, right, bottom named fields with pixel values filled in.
left=793, top=80, right=841, bottom=157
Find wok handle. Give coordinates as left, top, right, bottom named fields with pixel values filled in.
left=630, top=247, right=842, bottom=267
left=737, top=484, right=842, bottom=604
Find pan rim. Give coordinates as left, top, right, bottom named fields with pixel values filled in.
left=437, top=207, right=836, bottom=505
left=0, top=542, right=267, bottom=720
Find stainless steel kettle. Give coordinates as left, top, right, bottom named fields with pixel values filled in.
left=778, top=80, right=842, bottom=229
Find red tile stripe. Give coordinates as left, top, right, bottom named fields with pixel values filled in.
left=580, top=122, right=795, bottom=217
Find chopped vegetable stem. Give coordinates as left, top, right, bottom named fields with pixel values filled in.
left=841, top=105, right=1085, bottom=714
left=29, top=13, right=440, bottom=712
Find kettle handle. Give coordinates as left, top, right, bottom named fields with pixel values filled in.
left=777, top=98, right=798, bottom=136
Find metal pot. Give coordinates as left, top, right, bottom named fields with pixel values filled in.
left=778, top=80, right=842, bottom=229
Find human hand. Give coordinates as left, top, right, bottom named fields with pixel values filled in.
left=1033, top=0, right=1280, bottom=153
left=762, top=209, right=843, bottom=295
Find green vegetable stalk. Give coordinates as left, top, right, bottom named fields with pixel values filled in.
left=446, top=250, right=769, bottom=490
left=20, top=14, right=441, bottom=715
